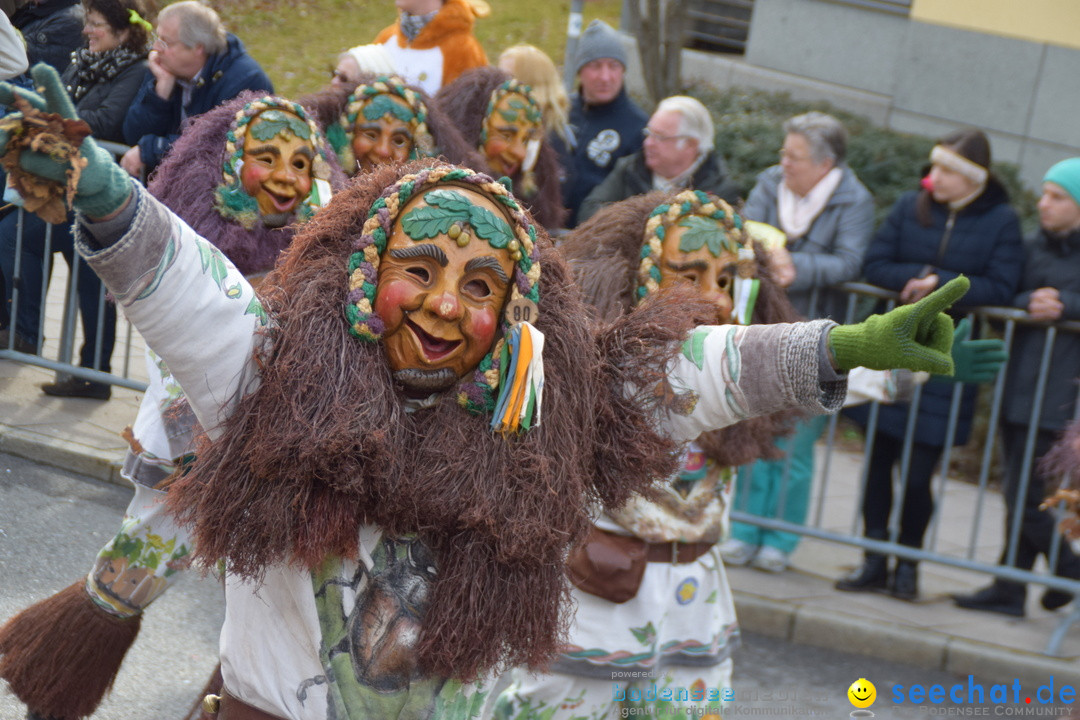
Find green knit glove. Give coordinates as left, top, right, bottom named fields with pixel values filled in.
left=828, top=276, right=970, bottom=374
left=937, top=317, right=1008, bottom=384
left=0, top=63, right=132, bottom=218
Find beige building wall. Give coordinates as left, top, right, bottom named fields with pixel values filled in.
left=911, top=0, right=1080, bottom=50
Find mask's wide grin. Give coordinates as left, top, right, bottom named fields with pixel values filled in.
left=265, top=189, right=299, bottom=213
left=405, top=316, right=462, bottom=362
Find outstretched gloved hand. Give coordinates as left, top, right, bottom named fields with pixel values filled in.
left=0, top=63, right=132, bottom=219
left=828, top=276, right=971, bottom=375
left=938, top=317, right=1008, bottom=384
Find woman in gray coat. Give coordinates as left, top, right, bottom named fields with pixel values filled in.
left=721, top=112, right=874, bottom=573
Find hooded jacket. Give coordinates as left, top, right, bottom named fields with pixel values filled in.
left=375, top=0, right=487, bottom=95
left=122, top=33, right=273, bottom=171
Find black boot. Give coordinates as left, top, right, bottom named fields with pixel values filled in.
left=1041, top=587, right=1074, bottom=611
left=890, top=560, right=919, bottom=601
left=1042, top=560, right=1080, bottom=610
left=835, top=553, right=889, bottom=593
left=953, top=581, right=1025, bottom=617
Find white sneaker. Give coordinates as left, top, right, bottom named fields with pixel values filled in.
left=750, top=545, right=789, bottom=573
left=718, top=538, right=758, bottom=566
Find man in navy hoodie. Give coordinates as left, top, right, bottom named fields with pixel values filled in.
left=120, top=0, right=272, bottom=178
left=559, top=19, right=647, bottom=228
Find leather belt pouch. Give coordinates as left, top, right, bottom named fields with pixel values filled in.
left=566, top=526, right=648, bottom=604
left=218, top=690, right=286, bottom=720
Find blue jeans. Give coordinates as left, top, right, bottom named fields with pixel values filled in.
left=0, top=209, right=115, bottom=371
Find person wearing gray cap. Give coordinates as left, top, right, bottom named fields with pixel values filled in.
left=559, top=19, right=648, bottom=228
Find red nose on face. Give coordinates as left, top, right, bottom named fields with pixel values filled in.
left=921, top=175, right=934, bottom=192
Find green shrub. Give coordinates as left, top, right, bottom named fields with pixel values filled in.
left=690, top=85, right=1039, bottom=233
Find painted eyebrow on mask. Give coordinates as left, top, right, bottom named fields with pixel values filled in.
left=246, top=144, right=282, bottom=156
left=465, top=256, right=510, bottom=285
left=358, top=121, right=414, bottom=138
left=666, top=259, right=710, bottom=272
left=389, top=243, right=448, bottom=266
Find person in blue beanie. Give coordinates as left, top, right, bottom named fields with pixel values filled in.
left=558, top=19, right=647, bottom=229
left=954, top=157, right=1080, bottom=617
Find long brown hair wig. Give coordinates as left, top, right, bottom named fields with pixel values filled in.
left=166, top=159, right=698, bottom=680
left=435, top=66, right=566, bottom=229
left=149, top=90, right=348, bottom=276
left=560, top=191, right=804, bottom=466
left=299, top=73, right=490, bottom=175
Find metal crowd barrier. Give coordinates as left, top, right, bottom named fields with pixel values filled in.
left=730, top=281, right=1080, bottom=656
left=5, top=221, right=1080, bottom=654
left=0, top=140, right=147, bottom=392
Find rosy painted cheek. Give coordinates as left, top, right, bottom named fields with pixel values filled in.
left=240, top=163, right=270, bottom=198
left=484, top=139, right=507, bottom=167
left=464, top=305, right=498, bottom=350
left=295, top=175, right=313, bottom=198
left=352, top=138, right=383, bottom=170
left=374, top=278, right=419, bottom=327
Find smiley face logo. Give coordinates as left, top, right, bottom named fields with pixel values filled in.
left=847, top=678, right=876, bottom=708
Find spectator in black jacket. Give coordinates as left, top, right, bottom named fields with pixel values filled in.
left=11, top=0, right=83, bottom=73
left=559, top=19, right=647, bottom=228
left=0, top=0, right=151, bottom=398
left=577, top=95, right=740, bottom=224
left=120, top=0, right=272, bottom=178
left=953, top=157, right=1080, bottom=617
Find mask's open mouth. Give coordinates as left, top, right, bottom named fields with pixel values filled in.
left=265, top=189, right=298, bottom=213
left=406, top=317, right=461, bottom=361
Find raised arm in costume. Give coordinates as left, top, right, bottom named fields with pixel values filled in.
left=0, top=89, right=344, bottom=720
left=0, top=65, right=963, bottom=720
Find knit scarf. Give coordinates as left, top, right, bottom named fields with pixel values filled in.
left=400, top=9, right=438, bottom=41
left=777, top=166, right=843, bottom=240
left=651, top=152, right=707, bottom=194
left=66, top=46, right=147, bottom=102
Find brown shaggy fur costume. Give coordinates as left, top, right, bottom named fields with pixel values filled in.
left=150, top=90, right=348, bottom=276
left=560, top=191, right=804, bottom=467
left=435, top=66, right=566, bottom=229
left=300, top=75, right=490, bottom=174
left=0, top=582, right=140, bottom=720
left=165, top=159, right=706, bottom=680
left=0, top=92, right=347, bottom=720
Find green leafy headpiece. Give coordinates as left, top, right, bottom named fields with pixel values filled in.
left=345, top=165, right=542, bottom=416
left=636, top=189, right=760, bottom=324
left=327, top=75, right=434, bottom=175
left=215, top=96, right=334, bottom=229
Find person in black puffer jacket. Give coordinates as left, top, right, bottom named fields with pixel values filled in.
left=0, top=0, right=151, bottom=398
left=953, top=157, right=1080, bottom=617
left=839, top=128, right=1025, bottom=601
left=11, top=0, right=83, bottom=73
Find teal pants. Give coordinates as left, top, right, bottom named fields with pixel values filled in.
left=732, top=414, right=829, bottom=554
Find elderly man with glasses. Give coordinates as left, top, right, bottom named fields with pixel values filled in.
left=119, top=0, right=272, bottom=178
left=577, top=95, right=739, bottom=224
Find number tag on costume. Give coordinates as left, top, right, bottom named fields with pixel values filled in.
left=504, top=296, right=538, bottom=326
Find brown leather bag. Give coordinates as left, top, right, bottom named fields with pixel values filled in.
left=566, top=526, right=648, bottom=604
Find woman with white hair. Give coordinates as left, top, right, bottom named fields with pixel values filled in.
left=577, top=94, right=739, bottom=224
left=721, top=111, right=874, bottom=574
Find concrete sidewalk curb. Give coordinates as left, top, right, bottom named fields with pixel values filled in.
left=5, top=414, right=1078, bottom=686
left=0, top=423, right=124, bottom=485
left=735, top=593, right=1080, bottom=686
